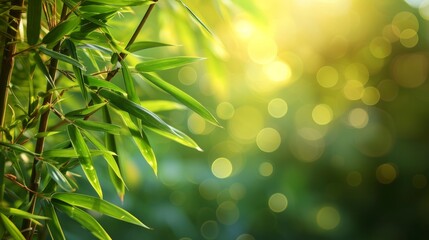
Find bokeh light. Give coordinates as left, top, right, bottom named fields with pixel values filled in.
left=376, top=163, right=397, bottom=184
left=256, top=128, right=282, bottom=153
left=268, top=193, right=288, bottom=213
left=316, top=207, right=341, bottom=230
left=211, top=157, right=233, bottom=179
left=268, top=98, right=288, bottom=118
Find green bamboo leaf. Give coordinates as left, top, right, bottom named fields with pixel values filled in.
left=121, top=61, right=139, bottom=103
left=53, top=201, right=111, bottom=240
left=0, top=213, right=25, bottom=240
left=82, top=129, right=125, bottom=184
left=141, top=100, right=186, bottom=112
left=33, top=52, right=55, bottom=87
left=64, top=39, right=89, bottom=102
left=65, top=102, right=107, bottom=119
left=121, top=114, right=157, bottom=175
left=0, top=142, right=37, bottom=156
left=135, top=56, right=204, bottom=72
left=42, top=16, right=80, bottom=45
left=127, top=41, right=172, bottom=53
left=98, top=89, right=180, bottom=137
left=43, top=202, right=66, bottom=240
left=45, top=162, right=74, bottom=192
left=148, top=126, right=202, bottom=151
left=67, top=124, right=102, bottom=198
left=27, top=0, right=42, bottom=45
left=80, top=5, right=119, bottom=14
left=141, top=73, right=220, bottom=126
left=34, top=131, right=62, bottom=138
left=86, top=75, right=125, bottom=93
left=0, top=207, right=50, bottom=221
left=42, top=149, right=110, bottom=158
left=176, top=0, right=213, bottom=35
left=52, top=192, right=150, bottom=228
left=74, top=119, right=122, bottom=135
left=39, top=46, right=86, bottom=71
left=83, top=0, right=154, bottom=6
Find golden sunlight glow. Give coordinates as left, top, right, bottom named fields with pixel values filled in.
left=178, top=66, right=197, bottom=85
left=316, top=206, right=341, bottom=230
left=400, top=29, right=419, bottom=48
left=376, top=163, right=397, bottom=184
left=228, top=106, right=264, bottom=142
left=211, top=157, right=233, bottom=179
left=348, top=108, right=369, bottom=129
left=317, top=66, right=339, bottom=88
left=392, top=11, right=419, bottom=33
left=343, top=80, right=364, bottom=100
left=247, top=36, right=278, bottom=64
left=268, top=98, right=288, bottom=118
left=344, top=63, right=369, bottom=84
left=268, top=193, right=288, bottom=213
left=369, top=37, right=392, bottom=59
left=216, top=102, right=235, bottom=120
left=259, top=162, right=274, bottom=177
left=256, top=128, right=282, bottom=153
left=234, top=19, right=255, bottom=39
left=264, top=60, right=292, bottom=82
left=312, top=104, right=333, bottom=125
left=361, top=87, right=380, bottom=106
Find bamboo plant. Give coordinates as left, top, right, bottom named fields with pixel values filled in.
left=0, top=0, right=219, bottom=239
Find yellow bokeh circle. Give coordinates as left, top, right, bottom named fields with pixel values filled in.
left=256, top=128, right=282, bottom=153
left=211, top=157, right=233, bottom=179
left=316, top=206, right=341, bottom=230
left=268, top=193, right=288, bottom=213
left=268, top=98, right=288, bottom=118
left=376, top=163, right=397, bottom=184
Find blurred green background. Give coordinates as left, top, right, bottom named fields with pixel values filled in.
left=64, top=0, right=429, bottom=239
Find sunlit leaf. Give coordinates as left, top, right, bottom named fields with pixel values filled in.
left=67, top=124, right=102, bottom=198
left=0, top=207, right=50, bottom=221
left=176, top=0, right=213, bottom=35
left=43, top=202, right=65, bottom=240
left=52, top=192, right=150, bottom=228
left=98, top=89, right=180, bottom=137
left=141, top=100, right=186, bottom=112
left=65, top=102, right=107, bottom=119
left=82, top=0, right=154, bottom=6
left=33, top=52, right=54, bottom=87
left=0, top=213, right=25, bottom=240
left=39, top=47, right=86, bottom=71
left=121, top=61, right=139, bottom=103
left=121, top=114, right=157, bottom=175
left=74, top=119, right=121, bottom=135
left=64, top=39, right=88, bottom=102
left=42, top=148, right=109, bottom=158
left=127, top=41, right=172, bottom=53
left=86, top=76, right=125, bottom=94
left=34, top=131, right=62, bottom=138
left=53, top=201, right=111, bottom=240
left=42, top=16, right=80, bottom=45
left=0, top=142, right=37, bottom=156
left=27, top=0, right=41, bottom=45
left=141, top=73, right=220, bottom=126
left=135, top=56, right=204, bottom=72
left=45, top=162, right=74, bottom=192
left=80, top=5, right=120, bottom=14
left=148, top=126, right=202, bottom=151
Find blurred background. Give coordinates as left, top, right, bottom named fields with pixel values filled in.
left=65, top=0, right=429, bottom=239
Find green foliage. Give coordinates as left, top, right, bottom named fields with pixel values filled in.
left=0, top=0, right=219, bottom=239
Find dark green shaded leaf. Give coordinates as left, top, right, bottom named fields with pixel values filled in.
left=128, top=41, right=172, bottom=53
left=65, top=102, right=107, bottom=119
left=53, top=201, right=111, bottom=240
left=45, top=162, right=74, bottom=192
left=64, top=39, right=88, bottom=102
left=42, top=16, right=80, bottom=45
left=0, top=142, right=37, bottom=156
left=74, top=119, right=121, bottom=135
left=39, top=47, right=86, bottom=71
left=135, top=56, right=204, bottom=72
left=0, top=213, right=25, bottom=240
left=52, top=192, right=149, bottom=228
left=141, top=73, right=220, bottom=126
left=67, top=125, right=102, bottom=198
left=33, top=52, right=55, bottom=87
left=44, top=202, right=66, bottom=240
left=27, top=0, right=41, bottom=45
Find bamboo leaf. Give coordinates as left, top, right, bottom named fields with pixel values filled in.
left=64, top=39, right=89, bottom=102
left=52, top=192, right=150, bottom=228
left=27, top=0, right=41, bottom=45
left=127, top=41, right=172, bottom=53
left=42, top=149, right=110, bottom=158
left=176, top=0, right=213, bottom=35
left=42, top=16, right=80, bottom=45
left=86, top=75, right=125, bottom=94
left=135, top=56, right=204, bottom=72
left=82, top=0, right=154, bottom=6
left=121, top=61, right=139, bottom=103
left=53, top=201, right=111, bottom=240
left=34, top=131, right=62, bottom=138
left=99, top=89, right=180, bottom=137
left=39, top=46, right=86, bottom=71
left=67, top=124, right=102, bottom=198
left=121, top=114, right=157, bottom=175
left=33, top=52, right=55, bottom=87
left=0, top=213, right=25, bottom=240
left=45, top=162, right=74, bottom=192
left=0, top=207, right=50, bottom=221
left=44, top=202, right=66, bottom=240
left=74, top=119, right=122, bottom=135
left=141, top=100, right=186, bottom=112
left=141, top=73, right=220, bottom=126
left=0, top=142, right=37, bottom=156
left=65, top=102, right=107, bottom=119
left=148, top=126, right=202, bottom=151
